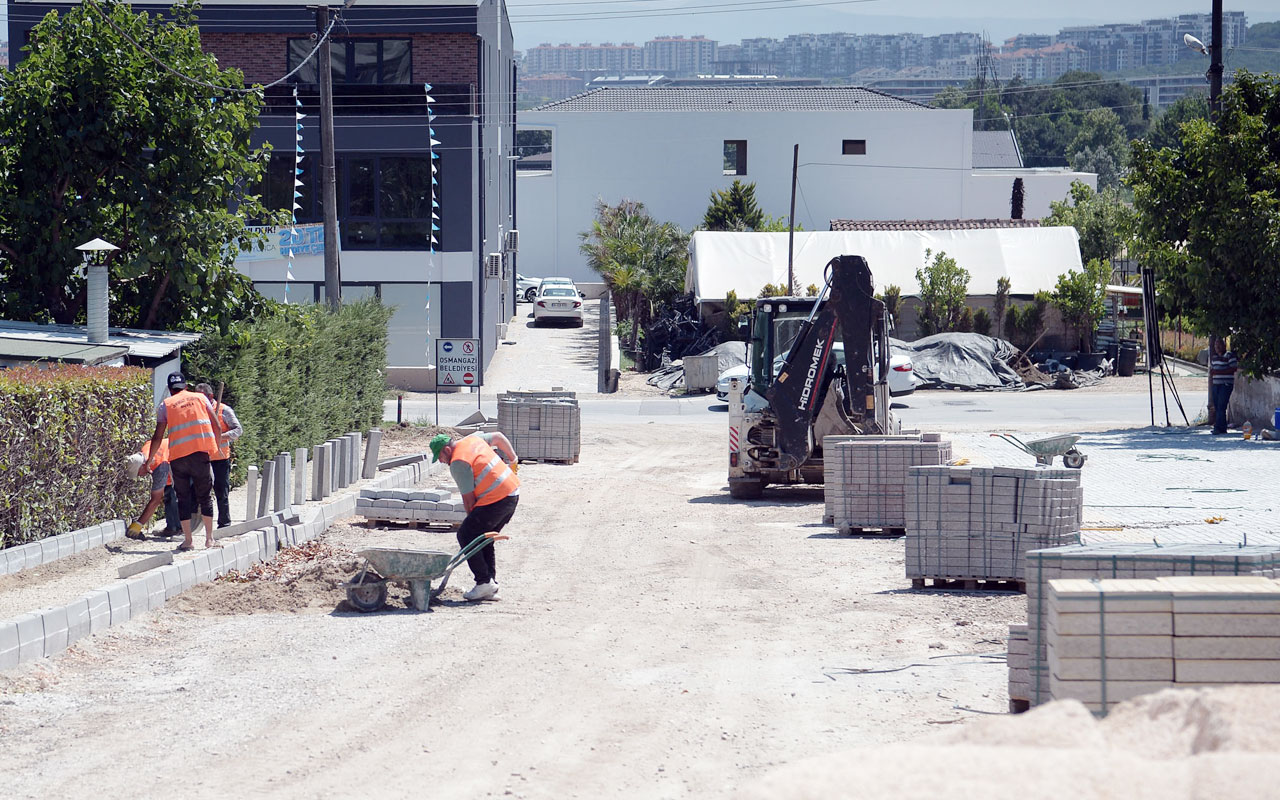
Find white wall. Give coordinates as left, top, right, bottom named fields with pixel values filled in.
left=517, top=106, right=1094, bottom=283
left=965, top=169, right=1096, bottom=220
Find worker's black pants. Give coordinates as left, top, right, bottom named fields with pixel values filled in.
left=211, top=458, right=232, bottom=527
left=170, top=452, right=215, bottom=521
left=457, top=494, right=519, bottom=585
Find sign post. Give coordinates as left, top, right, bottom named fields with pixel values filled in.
left=434, top=338, right=483, bottom=423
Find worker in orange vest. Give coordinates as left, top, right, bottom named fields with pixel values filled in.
left=196, top=382, right=243, bottom=529
left=125, top=437, right=178, bottom=540
left=142, top=372, right=223, bottom=552
left=430, top=432, right=520, bottom=601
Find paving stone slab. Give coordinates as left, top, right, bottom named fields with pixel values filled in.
left=14, top=613, right=43, bottom=663
left=106, top=582, right=131, bottom=626
left=85, top=590, right=111, bottom=634
left=38, top=606, right=69, bottom=657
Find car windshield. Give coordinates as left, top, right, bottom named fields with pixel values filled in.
left=543, top=288, right=576, bottom=297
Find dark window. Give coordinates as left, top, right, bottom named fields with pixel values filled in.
left=723, top=140, right=747, bottom=175
left=287, top=39, right=413, bottom=85
left=260, top=152, right=438, bottom=251
left=842, top=139, right=867, bottom=155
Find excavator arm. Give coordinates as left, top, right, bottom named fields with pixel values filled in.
left=763, top=255, right=890, bottom=470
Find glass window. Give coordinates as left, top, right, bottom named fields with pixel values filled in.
left=343, top=221, right=378, bottom=249
left=382, top=40, right=412, bottom=84
left=288, top=40, right=318, bottom=83
left=842, top=139, right=867, bottom=155
left=329, top=42, right=348, bottom=83
left=378, top=221, right=433, bottom=249
left=380, top=157, right=431, bottom=219
left=347, top=158, right=376, bottom=217
left=351, top=41, right=380, bottom=84
left=723, top=140, right=747, bottom=175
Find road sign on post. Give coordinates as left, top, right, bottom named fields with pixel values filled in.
left=436, top=338, right=483, bottom=388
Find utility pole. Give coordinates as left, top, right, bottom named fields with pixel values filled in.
left=315, top=5, right=341, bottom=308
left=787, top=144, right=798, bottom=296
left=1206, top=0, right=1223, bottom=419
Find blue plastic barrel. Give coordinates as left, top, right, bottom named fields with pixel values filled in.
left=1274, top=407, right=1280, bottom=429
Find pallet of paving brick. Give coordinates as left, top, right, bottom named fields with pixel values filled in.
left=356, top=488, right=466, bottom=527
left=1008, top=623, right=1031, bottom=712
left=904, top=465, right=1082, bottom=587
left=822, top=434, right=952, bottom=532
left=498, top=391, right=580, bottom=464
left=1045, top=575, right=1280, bottom=715
left=1019, top=542, right=1280, bottom=708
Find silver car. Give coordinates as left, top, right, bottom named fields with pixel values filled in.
left=517, top=273, right=541, bottom=303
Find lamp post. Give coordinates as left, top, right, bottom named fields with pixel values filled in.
left=75, top=237, right=119, bottom=343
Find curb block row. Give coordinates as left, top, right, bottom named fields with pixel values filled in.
left=1, top=520, right=128, bottom=577
left=0, top=459, right=433, bottom=671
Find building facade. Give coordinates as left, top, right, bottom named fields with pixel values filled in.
left=11, top=0, right=518, bottom=389
left=517, top=87, right=1094, bottom=284
left=642, top=36, right=718, bottom=76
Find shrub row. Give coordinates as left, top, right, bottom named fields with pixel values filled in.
left=0, top=365, right=152, bottom=547
left=183, top=299, right=392, bottom=485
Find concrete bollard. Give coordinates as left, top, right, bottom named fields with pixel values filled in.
left=274, top=452, right=290, bottom=513
left=256, top=460, right=276, bottom=518
left=336, top=438, right=349, bottom=489
left=347, top=432, right=362, bottom=484
left=322, top=442, right=335, bottom=498
left=312, top=445, right=324, bottom=501
left=294, top=447, right=308, bottom=506
left=245, top=465, right=259, bottom=522
left=363, top=429, right=382, bottom=479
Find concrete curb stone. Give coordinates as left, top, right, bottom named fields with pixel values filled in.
left=105, top=581, right=131, bottom=626
left=85, top=590, right=110, bottom=634
left=37, top=606, right=68, bottom=657
left=0, top=621, right=19, bottom=669
left=15, top=613, right=43, bottom=663
left=65, top=597, right=92, bottom=644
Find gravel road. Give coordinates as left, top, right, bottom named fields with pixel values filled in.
left=0, top=420, right=1021, bottom=798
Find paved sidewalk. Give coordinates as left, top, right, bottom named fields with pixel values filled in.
left=950, top=427, right=1279, bottom=546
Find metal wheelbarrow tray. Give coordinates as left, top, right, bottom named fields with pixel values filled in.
left=344, top=532, right=507, bottom=613
left=991, top=433, right=1087, bottom=468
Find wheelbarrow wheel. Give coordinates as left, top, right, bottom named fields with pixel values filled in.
left=346, top=571, right=388, bottom=613
left=1063, top=449, right=1086, bottom=469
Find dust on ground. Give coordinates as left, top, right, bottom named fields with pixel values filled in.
left=170, top=540, right=364, bottom=615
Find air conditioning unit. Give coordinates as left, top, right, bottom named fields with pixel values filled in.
left=505, top=229, right=520, bottom=253
left=485, top=252, right=503, bottom=279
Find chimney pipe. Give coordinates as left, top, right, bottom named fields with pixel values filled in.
left=87, top=264, right=109, bottom=344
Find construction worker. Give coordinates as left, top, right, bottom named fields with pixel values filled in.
left=124, top=437, right=180, bottom=540
left=142, top=372, right=222, bottom=551
left=429, top=432, right=520, bottom=601
left=195, top=382, right=243, bottom=528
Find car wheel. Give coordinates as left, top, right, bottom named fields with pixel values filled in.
left=575, top=318, right=584, bottom=328
left=524, top=287, right=537, bottom=302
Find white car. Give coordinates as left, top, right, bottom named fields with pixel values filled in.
left=538, top=276, right=586, bottom=299
left=517, top=273, right=541, bottom=303
left=714, top=345, right=915, bottom=400
left=532, top=286, right=584, bottom=327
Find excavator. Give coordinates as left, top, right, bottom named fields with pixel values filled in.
left=726, top=254, right=898, bottom=499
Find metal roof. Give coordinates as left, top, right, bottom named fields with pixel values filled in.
left=0, top=337, right=129, bottom=365
left=531, top=86, right=933, bottom=113
left=972, top=130, right=1024, bottom=169
left=829, top=219, right=1042, bottom=232
left=0, top=320, right=202, bottom=360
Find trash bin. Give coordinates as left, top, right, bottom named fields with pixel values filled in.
left=1117, top=341, right=1140, bottom=377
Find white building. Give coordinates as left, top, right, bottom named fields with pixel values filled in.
left=517, top=86, right=1095, bottom=283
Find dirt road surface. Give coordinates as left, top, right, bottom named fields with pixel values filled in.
left=0, top=420, right=1019, bottom=798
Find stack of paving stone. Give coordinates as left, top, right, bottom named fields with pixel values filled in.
left=497, top=390, right=580, bottom=463
left=822, top=434, right=952, bottom=533
left=904, top=465, right=1083, bottom=588
left=1007, top=624, right=1031, bottom=708
left=356, top=488, right=466, bottom=525
left=1011, top=541, right=1280, bottom=710
left=1046, top=575, right=1280, bottom=714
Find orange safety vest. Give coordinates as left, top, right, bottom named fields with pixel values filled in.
left=163, top=390, right=220, bottom=460
left=139, top=439, right=172, bottom=486
left=452, top=435, right=519, bottom=508
left=212, top=403, right=231, bottom=461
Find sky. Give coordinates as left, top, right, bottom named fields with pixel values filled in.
left=1, top=1, right=1276, bottom=52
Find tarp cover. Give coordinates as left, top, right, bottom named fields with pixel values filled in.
left=646, top=342, right=746, bottom=391
left=704, top=341, right=747, bottom=374
left=685, top=228, right=1083, bottom=302
left=892, top=333, right=1025, bottom=391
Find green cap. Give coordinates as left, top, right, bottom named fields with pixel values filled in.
left=429, top=433, right=451, bottom=463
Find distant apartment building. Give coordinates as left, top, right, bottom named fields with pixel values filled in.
left=1004, top=34, right=1054, bottom=51
left=1057, top=12, right=1247, bottom=73
left=1126, top=74, right=1211, bottom=112
left=523, top=41, right=644, bottom=75
left=994, top=42, right=1089, bottom=82
left=735, top=32, right=983, bottom=80
left=643, top=35, right=718, bottom=75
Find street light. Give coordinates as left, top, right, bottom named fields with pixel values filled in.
left=76, top=237, right=119, bottom=344
left=1183, top=33, right=1208, bottom=56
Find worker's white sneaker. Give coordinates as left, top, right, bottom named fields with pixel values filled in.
left=463, top=581, right=499, bottom=601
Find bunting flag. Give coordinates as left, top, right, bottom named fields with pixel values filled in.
left=286, top=87, right=306, bottom=302
left=425, top=83, right=438, bottom=363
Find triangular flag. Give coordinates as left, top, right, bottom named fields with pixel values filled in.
left=287, top=270, right=295, bottom=280
left=429, top=127, right=436, bottom=136
left=290, top=227, right=298, bottom=236
left=294, top=179, right=304, bottom=188
left=293, top=191, right=302, bottom=199
left=431, top=152, right=439, bottom=160
left=295, top=168, right=304, bottom=175
left=432, top=223, right=440, bottom=231
left=426, top=95, right=436, bottom=104
left=432, top=177, right=438, bottom=185
left=424, top=82, right=432, bottom=91
left=296, top=123, right=303, bottom=131
left=432, top=199, right=440, bottom=208
left=430, top=139, right=441, bottom=147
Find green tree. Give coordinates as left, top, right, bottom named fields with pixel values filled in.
left=0, top=0, right=287, bottom=331
left=1010, top=177, right=1025, bottom=219
left=1143, top=94, right=1210, bottom=152
left=1043, top=180, right=1137, bottom=265
left=703, top=180, right=765, bottom=231
left=1050, top=258, right=1112, bottom=350
left=993, top=277, right=1011, bottom=339
left=1127, top=70, right=1280, bottom=375
left=579, top=199, right=690, bottom=351
left=878, top=284, right=902, bottom=322
left=914, top=249, right=970, bottom=336
left=972, top=307, right=992, bottom=336
left=1001, top=72, right=1146, bottom=168
left=1068, top=108, right=1130, bottom=167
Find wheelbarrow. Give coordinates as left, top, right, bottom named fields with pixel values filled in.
left=991, top=433, right=1087, bottom=469
left=344, top=532, right=508, bottom=613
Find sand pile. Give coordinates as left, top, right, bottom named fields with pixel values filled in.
left=170, top=541, right=365, bottom=615
left=742, top=686, right=1280, bottom=800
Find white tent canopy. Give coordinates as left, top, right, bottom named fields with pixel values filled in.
left=685, top=228, right=1084, bottom=302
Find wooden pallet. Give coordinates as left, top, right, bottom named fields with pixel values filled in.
left=519, top=455, right=578, bottom=465
left=362, top=517, right=462, bottom=531
left=910, top=577, right=1026, bottom=592
left=837, top=525, right=906, bottom=537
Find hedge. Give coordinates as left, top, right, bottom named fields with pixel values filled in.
left=0, top=365, right=152, bottom=547
left=183, top=298, right=392, bottom=485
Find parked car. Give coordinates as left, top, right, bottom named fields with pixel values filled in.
left=533, top=286, right=584, bottom=327
left=516, top=273, right=541, bottom=303
left=538, top=276, right=586, bottom=299
left=714, top=344, right=915, bottom=401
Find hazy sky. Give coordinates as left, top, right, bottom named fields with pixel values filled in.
left=2, top=1, right=1276, bottom=52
